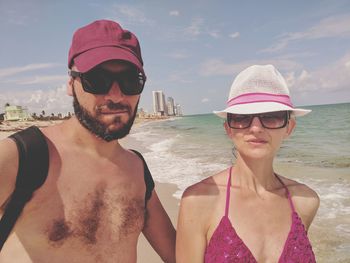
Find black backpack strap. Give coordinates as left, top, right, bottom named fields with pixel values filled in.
left=0, top=126, right=49, bottom=251
left=130, top=150, right=155, bottom=205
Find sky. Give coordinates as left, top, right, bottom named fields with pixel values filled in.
left=0, top=0, right=349, bottom=115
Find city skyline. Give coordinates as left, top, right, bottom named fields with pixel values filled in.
left=0, top=1, right=349, bottom=115
left=151, top=90, right=183, bottom=117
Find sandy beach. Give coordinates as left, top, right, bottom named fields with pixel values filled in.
left=0, top=119, right=179, bottom=263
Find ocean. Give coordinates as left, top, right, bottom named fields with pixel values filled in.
left=130, top=102, right=350, bottom=263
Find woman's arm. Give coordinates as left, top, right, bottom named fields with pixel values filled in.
left=176, top=187, right=208, bottom=263
left=292, top=184, right=320, bottom=231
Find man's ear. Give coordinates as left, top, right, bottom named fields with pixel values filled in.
left=67, top=77, right=74, bottom=96
left=284, top=117, right=296, bottom=139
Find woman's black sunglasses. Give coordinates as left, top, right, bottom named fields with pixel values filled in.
left=69, top=67, right=146, bottom=96
left=227, top=111, right=290, bottom=129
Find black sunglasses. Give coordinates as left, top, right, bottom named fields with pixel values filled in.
left=227, top=111, right=290, bottom=129
left=69, top=67, right=146, bottom=96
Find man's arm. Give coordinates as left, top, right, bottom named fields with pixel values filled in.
left=142, top=190, right=176, bottom=263
left=0, top=138, right=19, bottom=211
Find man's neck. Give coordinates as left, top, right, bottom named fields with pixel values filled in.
left=60, top=117, right=125, bottom=158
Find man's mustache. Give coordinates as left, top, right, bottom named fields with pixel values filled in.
left=96, top=101, right=131, bottom=113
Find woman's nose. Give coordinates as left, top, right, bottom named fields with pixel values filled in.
left=249, top=116, right=264, bottom=130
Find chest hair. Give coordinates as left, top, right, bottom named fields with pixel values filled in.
left=45, top=184, right=145, bottom=248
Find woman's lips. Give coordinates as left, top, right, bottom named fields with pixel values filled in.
left=246, top=138, right=267, bottom=145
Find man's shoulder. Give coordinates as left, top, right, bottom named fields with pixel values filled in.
left=0, top=137, right=19, bottom=168
left=0, top=138, right=20, bottom=210
left=0, top=136, right=17, bottom=151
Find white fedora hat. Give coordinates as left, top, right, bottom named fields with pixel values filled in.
left=214, top=64, right=311, bottom=118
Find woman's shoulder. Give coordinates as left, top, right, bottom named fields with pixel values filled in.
left=180, top=168, right=229, bottom=213
left=182, top=168, right=229, bottom=199
left=278, top=176, right=320, bottom=229
left=279, top=176, right=319, bottom=200
left=178, top=169, right=229, bottom=230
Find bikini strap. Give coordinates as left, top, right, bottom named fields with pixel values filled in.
left=275, top=174, right=296, bottom=213
left=224, top=167, right=233, bottom=217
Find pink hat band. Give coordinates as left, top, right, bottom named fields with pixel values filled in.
left=227, top=92, right=294, bottom=108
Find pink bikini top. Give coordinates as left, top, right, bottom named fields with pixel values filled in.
left=204, top=167, right=316, bottom=263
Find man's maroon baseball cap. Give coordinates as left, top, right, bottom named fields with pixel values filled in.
left=68, top=20, right=145, bottom=76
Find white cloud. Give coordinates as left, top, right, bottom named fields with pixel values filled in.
left=199, top=58, right=302, bottom=76
left=209, top=31, right=220, bottom=38
left=167, top=51, right=190, bottom=59
left=199, top=53, right=350, bottom=96
left=201, top=98, right=209, bottom=103
left=298, top=70, right=310, bottom=82
left=184, top=17, right=204, bottom=38
left=184, top=20, right=227, bottom=39
left=109, top=4, right=155, bottom=26
left=199, top=59, right=239, bottom=76
left=171, top=17, right=232, bottom=41
left=287, top=52, right=350, bottom=94
left=17, top=75, right=67, bottom=85
left=0, top=63, right=59, bottom=79
left=262, top=13, right=350, bottom=53
left=276, top=51, right=317, bottom=60
left=169, top=10, right=180, bottom=16
left=229, top=32, right=240, bottom=39
left=0, top=2, right=39, bottom=26
left=0, top=72, right=67, bottom=87
left=302, top=13, right=350, bottom=39
left=198, top=53, right=350, bottom=106
left=168, top=70, right=194, bottom=84
left=0, top=85, right=72, bottom=114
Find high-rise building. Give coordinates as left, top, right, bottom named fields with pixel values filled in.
left=167, top=97, right=175, bottom=116
left=152, top=91, right=167, bottom=116
left=175, top=104, right=183, bottom=116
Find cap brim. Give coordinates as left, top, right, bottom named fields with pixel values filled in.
left=213, top=102, right=311, bottom=118
left=73, top=46, right=145, bottom=76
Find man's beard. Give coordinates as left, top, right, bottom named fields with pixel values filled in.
left=72, top=89, right=138, bottom=142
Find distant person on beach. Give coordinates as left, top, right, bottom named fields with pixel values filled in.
left=0, top=20, right=175, bottom=262
left=176, top=64, right=320, bottom=262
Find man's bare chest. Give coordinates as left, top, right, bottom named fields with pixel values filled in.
left=17, top=162, right=146, bottom=251
left=49, top=187, right=144, bottom=245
